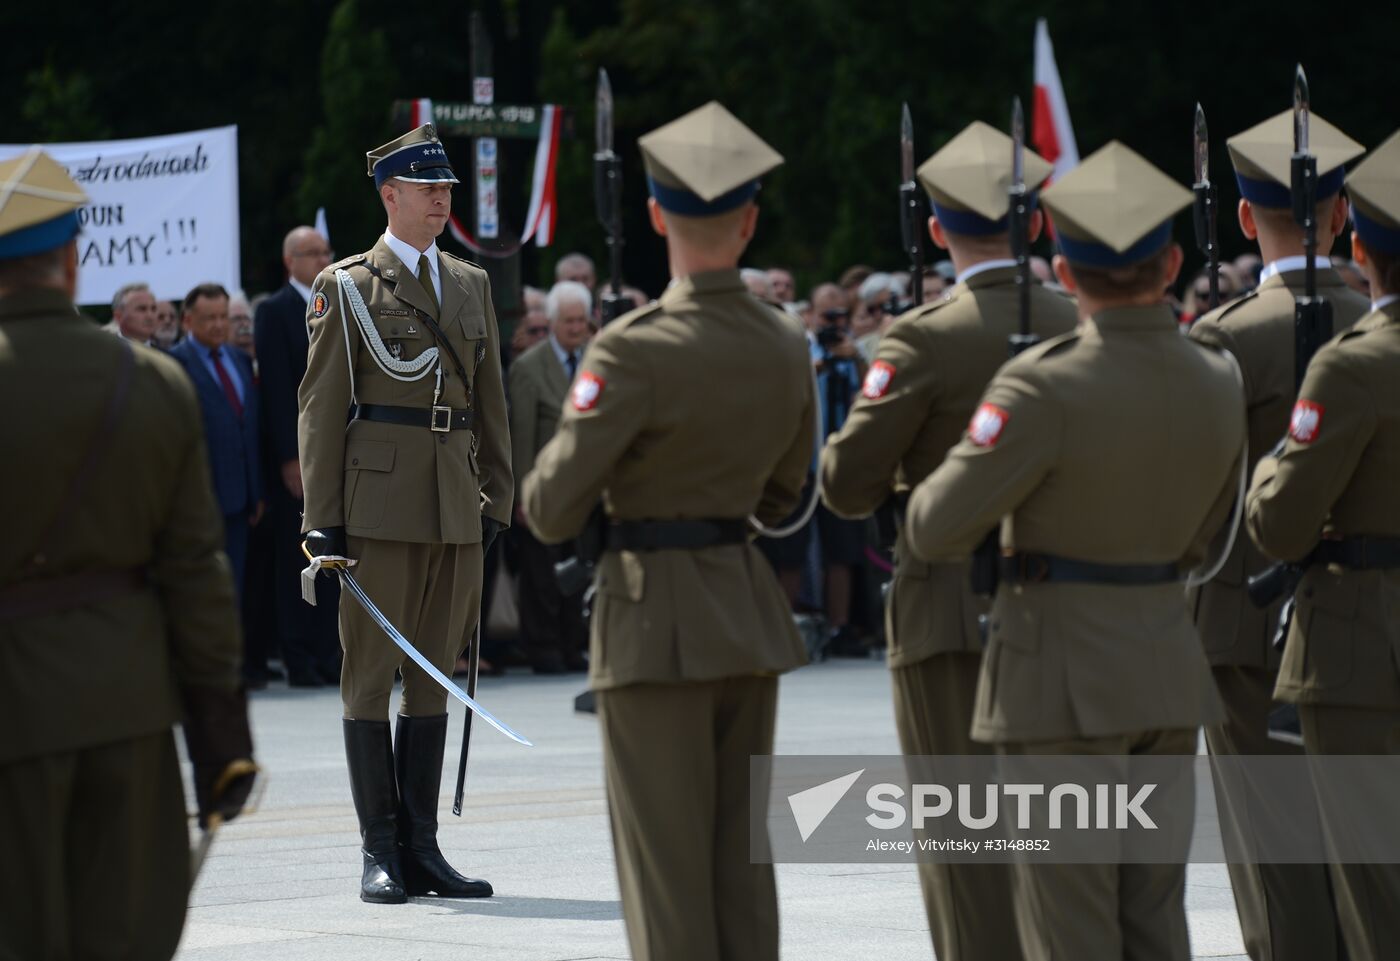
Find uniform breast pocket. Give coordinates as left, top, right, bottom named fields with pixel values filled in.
left=1292, top=569, right=1358, bottom=692
left=373, top=313, right=426, bottom=361
left=344, top=440, right=396, bottom=530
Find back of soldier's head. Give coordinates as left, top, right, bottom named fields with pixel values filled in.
left=0, top=149, right=86, bottom=296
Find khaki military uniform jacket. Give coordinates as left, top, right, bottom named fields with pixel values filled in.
left=522, top=269, right=814, bottom=691
left=1188, top=267, right=1369, bottom=668
left=820, top=266, right=1079, bottom=668
left=298, top=236, right=512, bottom=544
left=0, top=290, right=241, bottom=763
left=1246, top=302, right=1400, bottom=710
left=906, top=305, right=1245, bottom=742
left=508, top=337, right=570, bottom=500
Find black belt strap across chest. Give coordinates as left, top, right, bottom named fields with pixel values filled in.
left=356, top=403, right=475, bottom=432
left=999, top=552, right=1180, bottom=586
left=1312, top=536, right=1400, bottom=570
left=605, top=519, right=750, bottom=552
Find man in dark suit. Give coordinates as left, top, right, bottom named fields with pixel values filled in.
left=171, top=283, right=263, bottom=603
left=254, top=226, right=341, bottom=686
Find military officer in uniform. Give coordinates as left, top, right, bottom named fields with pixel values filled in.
left=298, top=124, right=512, bottom=904
left=522, top=103, right=813, bottom=961
left=1187, top=109, right=1366, bottom=961
left=821, top=120, right=1077, bottom=961
left=0, top=149, right=255, bottom=958
left=1245, top=130, right=1400, bottom=961
left=905, top=142, right=1245, bottom=961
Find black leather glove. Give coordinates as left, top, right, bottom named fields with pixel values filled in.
left=482, top=517, right=503, bottom=556
left=181, top=685, right=257, bottom=828
left=303, top=526, right=348, bottom=562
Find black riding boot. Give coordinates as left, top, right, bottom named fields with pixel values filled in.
left=343, top=719, right=407, bottom=904
left=393, top=713, right=493, bottom=898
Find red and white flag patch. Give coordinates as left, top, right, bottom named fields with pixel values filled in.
left=1289, top=399, right=1324, bottom=444
left=571, top=371, right=605, bottom=412
left=862, top=360, right=896, bottom=399
left=968, top=403, right=1010, bottom=447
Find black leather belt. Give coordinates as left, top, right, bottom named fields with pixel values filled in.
left=999, top=552, right=1179, bottom=586
left=605, top=519, right=749, bottom=552
left=356, top=403, right=475, bottom=433
left=1313, top=536, right=1400, bottom=570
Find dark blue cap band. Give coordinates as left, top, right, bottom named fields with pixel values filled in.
left=373, top=142, right=456, bottom=188
left=0, top=210, right=80, bottom=259
left=1056, top=220, right=1174, bottom=268
left=931, top=193, right=1040, bottom=237
left=1235, top=166, right=1346, bottom=208
left=646, top=175, right=759, bottom=216
left=1353, top=205, right=1400, bottom=256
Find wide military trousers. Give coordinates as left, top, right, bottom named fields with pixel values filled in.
left=0, top=731, right=189, bottom=961
left=596, top=676, right=779, bottom=961
left=891, top=651, right=1024, bottom=961
left=1205, top=665, right=1344, bottom=961
left=340, top=536, right=483, bottom=719
left=997, top=728, right=1197, bottom=961
left=1299, top=704, right=1400, bottom=961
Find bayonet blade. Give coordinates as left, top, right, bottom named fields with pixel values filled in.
left=596, top=68, right=614, bottom=156
left=1011, top=96, right=1025, bottom=190
left=1193, top=102, right=1209, bottom=187
left=1293, top=63, right=1310, bottom=155
left=900, top=103, right=914, bottom=184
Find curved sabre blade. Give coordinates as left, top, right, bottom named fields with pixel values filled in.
left=340, top=571, right=533, bottom=747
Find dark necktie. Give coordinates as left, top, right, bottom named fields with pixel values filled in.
left=566, top=352, right=578, bottom=380
left=210, top=348, right=243, bottom=418
left=417, top=253, right=439, bottom=316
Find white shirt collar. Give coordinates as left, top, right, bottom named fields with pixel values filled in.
left=289, top=276, right=313, bottom=303
left=548, top=332, right=575, bottom=370
left=1259, top=255, right=1331, bottom=284
left=1373, top=293, right=1400, bottom=312
left=956, top=258, right=1018, bottom=286
left=383, top=230, right=439, bottom=281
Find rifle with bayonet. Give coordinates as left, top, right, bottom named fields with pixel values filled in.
left=971, top=97, right=1036, bottom=603
left=899, top=103, right=924, bottom=310
left=1192, top=103, right=1220, bottom=311
left=594, top=68, right=628, bottom=324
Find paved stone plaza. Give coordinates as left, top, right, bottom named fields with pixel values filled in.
left=177, top=660, right=1249, bottom=960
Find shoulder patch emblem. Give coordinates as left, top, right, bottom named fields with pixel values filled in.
left=968, top=403, right=1010, bottom=447
left=1289, top=399, right=1324, bottom=444
left=572, top=371, right=605, bottom=412
left=311, top=291, right=329, bottom=318
left=862, top=360, right=896, bottom=399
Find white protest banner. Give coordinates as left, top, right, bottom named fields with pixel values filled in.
left=0, top=126, right=240, bottom=306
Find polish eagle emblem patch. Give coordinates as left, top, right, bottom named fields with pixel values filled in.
left=1289, top=399, right=1324, bottom=444
left=968, top=403, right=1009, bottom=447
left=862, top=361, right=896, bottom=400
left=572, top=371, right=605, bottom=412
left=311, top=291, right=329, bottom=318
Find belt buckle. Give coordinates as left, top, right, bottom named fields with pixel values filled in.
left=430, top=406, right=452, bottom=432
left=1020, top=553, right=1051, bottom=584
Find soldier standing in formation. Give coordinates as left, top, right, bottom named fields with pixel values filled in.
left=821, top=120, right=1077, bottom=961
left=298, top=124, right=512, bottom=903
left=904, top=142, right=1246, bottom=960
left=0, top=149, right=255, bottom=958
left=1245, top=130, right=1400, bottom=961
left=523, top=102, right=815, bottom=961
left=1187, top=108, right=1367, bottom=961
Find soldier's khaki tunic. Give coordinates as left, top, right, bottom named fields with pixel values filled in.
left=906, top=304, right=1244, bottom=961
left=0, top=290, right=243, bottom=959
left=820, top=265, right=1077, bottom=961
left=1246, top=301, right=1400, bottom=961
left=1188, top=264, right=1365, bottom=961
left=298, top=237, right=512, bottom=719
left=523, top=269, right=813, bottom=961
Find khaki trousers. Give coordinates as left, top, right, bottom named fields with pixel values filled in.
left=892, top=652, right=1024, bottom=961
left=1299, top=704, right=1400, bottom=961
left=0, top=731, right=189, bottom=961
left=998, top=728, right=1197, bottom=961
left=340, top=536, right=482, bottom=719
left=1205, top=665, right=1344, bottom=961
left=597, top=676, right=779, bottom=961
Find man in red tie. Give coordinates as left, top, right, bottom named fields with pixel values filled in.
left=170, top=283, right=264, bottom=602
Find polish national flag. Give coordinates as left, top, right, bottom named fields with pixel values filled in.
left=1032, top=18, right=1079, bottom=183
